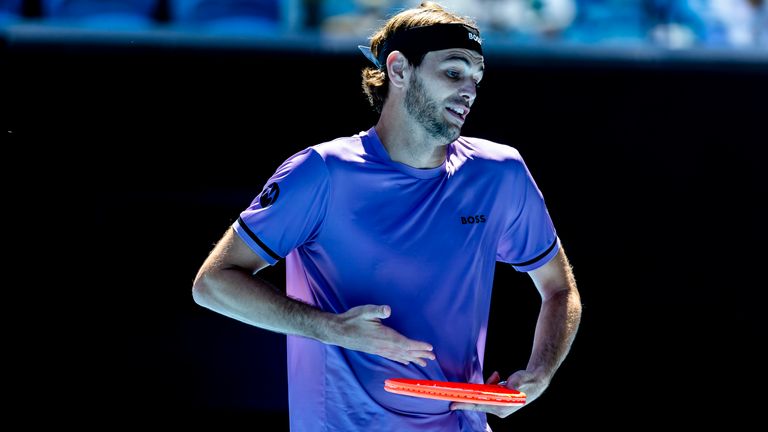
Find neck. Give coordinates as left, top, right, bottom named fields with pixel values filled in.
left=374, top=106, right=449, bottom=169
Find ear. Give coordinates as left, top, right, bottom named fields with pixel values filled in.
left=386, top=51, right=410, bottom=89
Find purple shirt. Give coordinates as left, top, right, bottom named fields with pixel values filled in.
left=234, top=127, right=559, bottom=431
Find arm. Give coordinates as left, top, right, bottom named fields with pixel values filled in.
left=451, top=246, right=582, bottom=417
left=192, top=227, right=435, bottom=366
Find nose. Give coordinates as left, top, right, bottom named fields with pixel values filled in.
left=460, top=80, right=476, bottom=105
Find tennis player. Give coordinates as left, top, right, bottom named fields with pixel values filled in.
left=192, top=2, right=582, bottom=430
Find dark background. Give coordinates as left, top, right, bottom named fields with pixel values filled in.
left=4, top=32, right=766, bottom=429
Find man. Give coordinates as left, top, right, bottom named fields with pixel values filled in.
left=192, top=2, right=581, bottom=431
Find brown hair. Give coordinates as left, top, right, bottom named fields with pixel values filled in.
left=360, top=2, right=479, bottom=113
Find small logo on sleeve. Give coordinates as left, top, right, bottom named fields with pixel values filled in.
left=461, top=215, right=486, bottom=224
left=259, top=182, right=280, bottom=208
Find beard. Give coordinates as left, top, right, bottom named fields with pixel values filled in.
left=404, top=73, right=460, bottom=144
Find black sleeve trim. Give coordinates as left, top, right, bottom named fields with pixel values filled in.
left=237, top=216, right=282, bottom=261
left=510, top=238, right=558, bottom=267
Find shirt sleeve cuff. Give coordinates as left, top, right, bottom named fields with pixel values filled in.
left=511, top=237, right=560, bottom=272
left=232, top=217, right=282, bottom=265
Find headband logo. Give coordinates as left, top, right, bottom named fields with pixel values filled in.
left=468, top=32, right=482, bottom=44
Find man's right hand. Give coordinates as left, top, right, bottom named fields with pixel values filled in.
left=330, top=304, right=436, bottom=366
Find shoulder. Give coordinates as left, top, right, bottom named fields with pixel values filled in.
left=454, top=136, right=527, bottom=172
left=311, top=133, right=365, bottom=163
left=277, top=130, right=369, bottom=175
left=457, top=136, right=523, bottom=161
left=271, top=146, right=330, bottom=188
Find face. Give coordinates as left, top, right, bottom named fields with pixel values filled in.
left=404, top=48, right=484, bottom=143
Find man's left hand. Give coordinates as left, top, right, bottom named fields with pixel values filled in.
left=449, top=370, right=548, bottom=418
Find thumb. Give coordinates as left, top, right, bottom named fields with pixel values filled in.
left=485, top=371, right=501, bottom=385
left=362, top=304, right=391, bottom=319
left=505, top=370, right=527, bottom=390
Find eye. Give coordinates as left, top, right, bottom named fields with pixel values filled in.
left=446, top=70, right=461, bottom=80
left=473, top=73, right=483, bottom=89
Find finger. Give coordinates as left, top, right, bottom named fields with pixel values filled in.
left=408, top=350, right=436, bottom=361
left=403, top=339, right=433, bottom=352
left=395, top=350, right=434, bottom=367
left=362, top=304, right=391, bottom=319
left=391, top=350, right=435, bottom=367
left=397, top=353, right=429, bottom=367
left=485, top=371, right=500, bottom=385
left=504, top=370, right=528, bottom=389
left=450, top=402, right=489, bottom=413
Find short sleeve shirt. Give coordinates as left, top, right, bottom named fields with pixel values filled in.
left=234, top=127, right=559, bottom=431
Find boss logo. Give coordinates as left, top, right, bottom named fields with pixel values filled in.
left=461, top=215, right=487, bottom=224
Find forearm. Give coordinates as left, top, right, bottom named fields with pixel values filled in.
left=193, top=266, right=435, bottom=365
left=193, top=266, right=336, bottom=343
left=191, top=228, right=435, bottom=366
left=450, top=278, right=581, bottom=416
left=527, top=286, right=582, bottom=380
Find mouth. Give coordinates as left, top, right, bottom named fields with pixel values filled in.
left=446, top=106, right=469, bottom=123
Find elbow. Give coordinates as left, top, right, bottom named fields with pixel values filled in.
left=568, top=287, right=583, bottom=327
left=570, top=285, right=582, bottom=310
left=191, top=271, right=217, bottom=308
